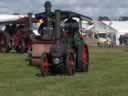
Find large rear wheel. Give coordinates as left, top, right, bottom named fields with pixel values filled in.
left=65, top=52, right=75, bottom=75
left=77, top=43, right=89, bottom=72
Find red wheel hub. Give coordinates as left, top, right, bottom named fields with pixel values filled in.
left=82, top=47, right=87, bottom=65
left=68, top=54, right=75, bottom=75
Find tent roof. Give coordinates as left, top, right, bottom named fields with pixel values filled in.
left=90, top=21, right=117, bottom=33
left=103, top=21, right=128, bottom=35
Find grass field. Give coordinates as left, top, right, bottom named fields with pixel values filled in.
left=0, top=47, right=128, bottom=96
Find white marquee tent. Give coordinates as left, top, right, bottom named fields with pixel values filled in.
left=103, top=21, right=128, bottom=45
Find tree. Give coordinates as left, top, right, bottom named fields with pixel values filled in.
left=98, top=16, right=110, bottom=21
left=119, top=16, right=128, bottom=21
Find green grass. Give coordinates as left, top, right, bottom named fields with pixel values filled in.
left=0, top=48, right=128, bottom=96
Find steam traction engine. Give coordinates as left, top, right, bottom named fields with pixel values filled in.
left=29, top=1, right=92, bottom=76
left=0, top=14, right=32, bottom=53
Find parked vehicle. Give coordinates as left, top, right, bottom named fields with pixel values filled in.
left=95, top=32, right=113, bottom=47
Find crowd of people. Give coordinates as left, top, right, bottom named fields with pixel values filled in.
left=119, top=34, right=128, bottom=47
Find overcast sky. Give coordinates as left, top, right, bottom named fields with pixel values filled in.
left=0, top=0, right=128, bottom=18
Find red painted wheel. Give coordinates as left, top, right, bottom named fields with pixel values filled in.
left=77, top=43, right=89, bottom=72
left=82, top=47, right=88, bottom=66
left=15, top=40, right=26, bottom=53
left=65, top=52, right=75, bottom=75
left=40, top=53, right=49, bottom=77
left=0, top=36, right=9, bottom=53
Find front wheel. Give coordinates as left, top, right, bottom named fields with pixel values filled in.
left=65, top=52, right=75, bottom=75
left=40, top=53, right=49, bottom=77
